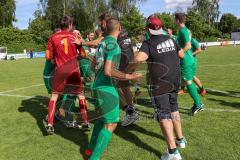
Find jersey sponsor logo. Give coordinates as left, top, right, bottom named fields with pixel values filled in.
left=157, top=39, right=176, bottom=54
left=94, top=42, right=106, bottom=71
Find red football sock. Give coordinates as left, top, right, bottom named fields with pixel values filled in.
left=79, top=99, right=88, bottom=124
left=48, top=100, right=56, bottom=126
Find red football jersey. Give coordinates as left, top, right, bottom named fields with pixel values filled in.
left=46, top=30, right=81, bottom=68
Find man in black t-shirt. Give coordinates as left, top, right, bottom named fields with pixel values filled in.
left=129, top=16, right=186, bottom=160
left=117, top=29, right=139, bottom=127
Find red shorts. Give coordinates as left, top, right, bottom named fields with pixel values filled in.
left=51, top=71, right=83, bottom=94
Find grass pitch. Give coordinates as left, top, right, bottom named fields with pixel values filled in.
left=0, top=45, right=240, bottom=160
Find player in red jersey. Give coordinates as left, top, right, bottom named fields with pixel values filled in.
left=45, top=15, right=89, bottom=134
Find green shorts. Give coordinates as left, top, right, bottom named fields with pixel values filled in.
left=181, top=64, right=195, bottom=82
left=93, top=86, right=120, bottom=124
left=79, top=59, right=95, bottom=78
left=192, top=58, right=198, bottom=76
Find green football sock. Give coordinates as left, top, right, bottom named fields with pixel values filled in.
left=61, top=95, right=77, bottom=121
left=89, top=127, right=112, bottom=160
left=89, top=120, right=104, bottom=150
left=199, top=85, right=204, bottom=90
left=187, top=83, right=201, bottom=107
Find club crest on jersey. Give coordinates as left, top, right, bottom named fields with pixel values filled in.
left=157, top=39, right=176, bottom=54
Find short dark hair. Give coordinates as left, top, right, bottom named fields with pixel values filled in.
left=106, top=18, right=120, bottom=34
left=175, top=13, right=186, bottom=23
left=54, top=28, right=61, bottom=33
left=60, top=15, right=73, bottom=30
left=99, top=13, right=112, bottom=21
left=88, top=31, right=95, bottom=35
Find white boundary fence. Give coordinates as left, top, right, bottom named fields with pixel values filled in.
left=1, top=40, right=240, bottom=60
left=2, top=51, right=45, bottom=60
left=199, top=40, right=240, bottom=47
left=133, top=40, right=240, bottom=52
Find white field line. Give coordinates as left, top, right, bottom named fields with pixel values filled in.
left=199, top=64, right=240, bottom=67
left=0, top=84, right=44, bottom=94
left=179, top=107, right=240, bottom=113
left=135, top=104, right=240, bottom=113
left=0, top=93, right=48, bottom=99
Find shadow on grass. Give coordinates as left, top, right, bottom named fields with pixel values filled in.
left=18, top=96, right=89, bottom=160
left=115, top=124, right=163, bottom=158
left=208, top=98, right=240, bottom=109
left=206, top=89, right=240, bottom=98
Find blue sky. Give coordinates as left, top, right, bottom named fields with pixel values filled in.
left=14, top=0, right=240, bottom=29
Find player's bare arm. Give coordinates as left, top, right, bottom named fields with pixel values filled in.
left=178, top=49, right=184, bottom=58
left=104, top=60, right=142, bottom=81
left=192, top=47, right=201, bottom=56
left=183, top=42, right=191, bottom=52
left=125, top=51, right=148, bottom=73
left=72, top=35, right=103, bottom=47
left=82, top=37, right=104, bottom=46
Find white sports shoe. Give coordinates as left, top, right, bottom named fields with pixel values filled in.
left=176, top=137, right=187, bottom=149
left=160, top=149, right=182, bottom=160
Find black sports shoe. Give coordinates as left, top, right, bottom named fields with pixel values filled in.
left=121, top=105, right=139, bottom=127
left=190, top=103, right=205, bottom=116
left=64, top=120, right=80, bottom=128
left=46, top=125, right=54, bottom=134
left=82, top=123, right=91, bottom=131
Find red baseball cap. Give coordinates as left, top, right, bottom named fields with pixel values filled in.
left=147, top=16, right=163, bottom=35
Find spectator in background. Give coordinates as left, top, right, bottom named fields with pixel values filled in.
left=96, top=29, right=103, bottom=38
left=29, top=48, right=34, bottom=59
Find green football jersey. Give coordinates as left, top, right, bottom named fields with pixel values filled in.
left=93, top=35, right=121, bottom=87
left=177, top=26, right=194, bottom=66
left=83, top=38, right=90, bottom=52
left=172, top=35, right=178, bottom=42
left=191, top=38, right=200, bottom=54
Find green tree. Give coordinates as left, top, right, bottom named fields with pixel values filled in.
left=186, top=10, right=221, bottom=41
left=120, top=6, right=145, bottom=44
left=192, top=0, right=220, bottom=26
left=155, top=12, right=177, bottom=34
left=219, top=13, right=239, bottom=34
left=46, top=0, right=65, bottom=29
left=109, top=0, right=147, bottom=17
left=28, top=16, right=52, bottom=44
left=0, top=27, right=44, bottom=53
left=0, top=0, right=16, bottom=27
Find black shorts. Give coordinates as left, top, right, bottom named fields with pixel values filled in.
left=151, top=92, right=178, bottom=121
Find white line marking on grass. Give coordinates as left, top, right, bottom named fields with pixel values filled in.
left=199, top=64, right=240, bottom=67
left=179, top=107, right=240, bottom=113
left=0, top=93, right=48, bottom=99
left=0, top=84, right=44, bottom=94
left=135, top=104, right=240, bottom=113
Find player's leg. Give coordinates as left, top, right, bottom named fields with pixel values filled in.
left=88, top=87, right=120, bottom=160
left=170, top=93, right=186, bottom=149
left=154, top=94, right=182, bottom=160
left=60, top=94, right=79, bottom=128
left=46, top=93, right=59, bottom=134
left=120, top=86, right=139, bottom=127
left=67, top=71, right=90, bottom=129
left=193, top=76, right=206, bottom=96
left=78, top=94, right=90, bottom=130
left=182, top=66, right=205, bottom=115
left=192, top=58, right=206, bottom=96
